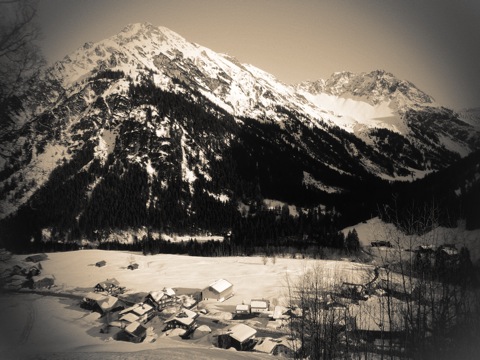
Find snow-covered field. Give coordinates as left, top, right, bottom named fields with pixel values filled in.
left=0, top=250, right=373, bottom=359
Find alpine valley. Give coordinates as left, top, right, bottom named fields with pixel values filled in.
left=1, top=23, right=479, bottom=252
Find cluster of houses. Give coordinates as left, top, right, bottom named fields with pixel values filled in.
left=1, top=253, right=55, bottom=290
left=76, top=277, right=304, bottom=357
left=82, top=279, right=183, bottom=342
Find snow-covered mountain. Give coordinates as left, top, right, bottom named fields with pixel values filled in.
left=0, top=23, right=478, bottom=245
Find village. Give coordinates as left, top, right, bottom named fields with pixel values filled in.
left=1, top=240, right=473, bottom=359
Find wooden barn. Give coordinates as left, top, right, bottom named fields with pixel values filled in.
left=202, top=279, right=233, bottom=302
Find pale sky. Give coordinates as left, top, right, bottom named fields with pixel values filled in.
left=36, top=0, right=479, bottom=110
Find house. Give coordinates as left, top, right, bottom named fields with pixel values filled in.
left=118, top=302, right=155, bottom=325
left=145, top=288, right=177, bottom=310
left=32, top=274, right=54, bottom=289
left=95, top=260, right=106, bottom=267
left=83, top=292, right=123, bottom=314
left=25, top=253, right=48, bottom=263
left=254, top=336, right=301, bottom=358
left=202, top=279, right=233, bottom=302
left=25, top=265, right=41, bottom=278
left=94, top=278, right=124, bottom=295
left=97, top=295, right=123, bottom=313
left=127, top=263, right=139, bottom=270
left=83, top=292, right=107, bottom=309
left=124, top=321, right=147, bottom=343
left=272, top=305, right=290, bottom=320
left=164, top=309, right=199, bottom=331
left=349, top=296, right=406, bottom=347
left=235, top=304, right=251, bottom=315
left=251, top=299, right=270, bottom=314
left=218, top=323, right=257, bottom=351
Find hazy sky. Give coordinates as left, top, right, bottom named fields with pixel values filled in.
left=36, top=0, right=479, bottom=110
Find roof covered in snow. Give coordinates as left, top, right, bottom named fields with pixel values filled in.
left=125, top=321, right=146, bottom=337
left=208, top=278, right=233, bottom=294
left=227, top=323, right=256, bottom=343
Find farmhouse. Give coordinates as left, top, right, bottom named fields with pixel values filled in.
left=145, top=288, right=177, bottom=310
left=202, top=278, right=233, bottom=302
left=218, top=323, right=257, bottom=351
left=254, top=336, right=301, bottom=358
left=250, top=299, right=270, bottom=314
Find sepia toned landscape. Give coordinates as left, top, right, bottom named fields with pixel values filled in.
left=1, top=1, right=479, bottom=359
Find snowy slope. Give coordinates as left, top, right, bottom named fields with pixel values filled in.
left=342, top=217, right=480, bottom=263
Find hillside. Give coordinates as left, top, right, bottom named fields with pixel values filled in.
left=0, top=23, right=479, bottom=251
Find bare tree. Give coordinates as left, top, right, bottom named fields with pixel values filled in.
left=376, top=201, right=480, bottom=359
left=0, top=0, right=44, bottom=147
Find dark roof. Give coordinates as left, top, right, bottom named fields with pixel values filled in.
left=25, top=254, right=48, bottom=262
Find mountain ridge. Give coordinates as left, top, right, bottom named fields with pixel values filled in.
left=0, top=23, right=479, bottom=249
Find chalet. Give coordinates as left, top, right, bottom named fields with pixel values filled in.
left=251, top=299, right=270, bottom=314
left=32, top=274, right=54, bottom=289
left=202, top=279, right=233, bottom=302
left=218, top=323, right=257, bottom=351
left=95, top=260, right=106, bottom=267
left=124, top=321, right=147, bottom=343
left=118, top=302, right=154, bottom=325
left=94, top=278, right=124, bottom=295
left=164, top=309, right=199, bottom=331
left=25, top=253, right=48, bottom=263
left=127, top=263, right=139, bottom=270
left=254, top=336, right=301, bottom=358
left=144, top=288, right=177, bottom=310
left=235, top=304, right=251, bottom=315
